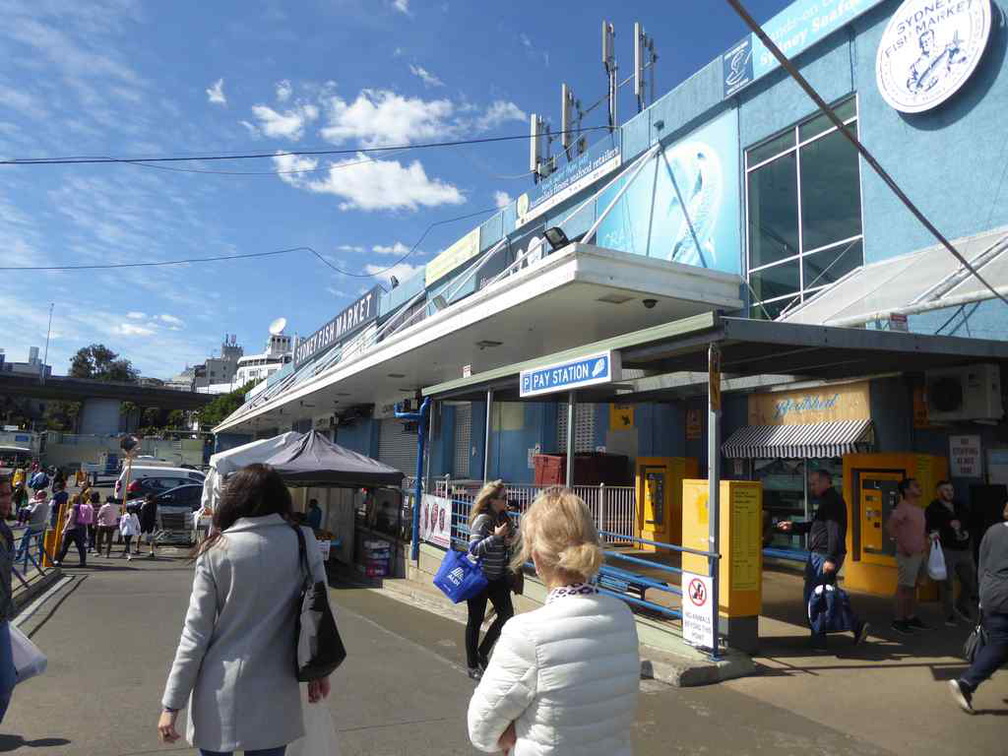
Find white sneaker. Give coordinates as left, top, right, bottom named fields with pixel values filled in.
left=126, top=554, right=132, bottom=562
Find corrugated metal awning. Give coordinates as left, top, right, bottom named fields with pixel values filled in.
left=722, top=419, right=874, bottom=459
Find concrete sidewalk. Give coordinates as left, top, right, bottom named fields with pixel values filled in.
left=2, top=554, right=916, bottom=755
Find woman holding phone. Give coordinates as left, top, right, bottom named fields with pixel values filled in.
left=465, top=480, right=516, bottom=681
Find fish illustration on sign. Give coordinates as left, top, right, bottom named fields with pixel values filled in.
left=591, top=358, right=606, bottom=378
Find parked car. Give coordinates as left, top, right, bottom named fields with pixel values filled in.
left=125, top=483, right=204, bottom=545
left=114, top=465, right=205, bottom=501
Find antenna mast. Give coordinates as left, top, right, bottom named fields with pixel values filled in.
left=602, top=21, right=617, bottom=131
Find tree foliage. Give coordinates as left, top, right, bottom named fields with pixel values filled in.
left=69, top=344, right=138, bottom=383
left=197, top=381, right=257, bottom=429
left=44, top=401, right=80, bottom=431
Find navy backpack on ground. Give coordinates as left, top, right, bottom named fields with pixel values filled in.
left=808, top=580, right=857, bottom=635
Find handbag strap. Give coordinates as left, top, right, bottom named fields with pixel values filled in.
left=291, top=523, right=311, bottom=588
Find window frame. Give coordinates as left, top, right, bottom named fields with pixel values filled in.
left=744, top=95, right=865, bottom=319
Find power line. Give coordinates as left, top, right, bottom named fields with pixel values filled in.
left=0, top=207, right=497, bottom=277
left=726, top=0, right=1008, bottom=308
left=0, top=128, right=611, bottom=168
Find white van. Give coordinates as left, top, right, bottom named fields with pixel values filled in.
left=115, top=465, right=205, bottom=500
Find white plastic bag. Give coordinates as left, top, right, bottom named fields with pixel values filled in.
left=287, top=684, right=339, bottom=756
left=10, top=625, right=46, bottom=683
left=927, top=539, right=948, bottom=581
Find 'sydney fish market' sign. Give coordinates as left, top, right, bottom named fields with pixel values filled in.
left=294, top=286, right=381, bottom=367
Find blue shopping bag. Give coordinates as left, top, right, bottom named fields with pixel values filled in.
left=433, top=548, right=488, bottom=603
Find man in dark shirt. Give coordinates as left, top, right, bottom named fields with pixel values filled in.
left=778, top=469, right=869, bottom=650
left=306, top=499, right=323, bottom=531
left=926, top=480, right=977, bottom=625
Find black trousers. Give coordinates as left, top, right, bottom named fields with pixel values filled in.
left=57, top=527, right=87, bottom=566
left=465, top=577, right=513, bottom=669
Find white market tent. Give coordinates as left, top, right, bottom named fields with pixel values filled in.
left=199, top=431, right=303, bottom=512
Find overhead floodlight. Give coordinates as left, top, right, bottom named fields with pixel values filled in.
left=390, top=276, right=399, bottom=289
left=544, top=227, right=570, bottom=251
left=431, top=295, right=448, bottom=310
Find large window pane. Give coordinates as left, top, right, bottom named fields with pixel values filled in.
left=802, top=239, right=863, bottom=289
left=798, top=98, right=857, bottom=142
left=748, top=153, right=799, bottom=268
left=750, top=298, right=791, bottom=320
left=747, top=130, right=796, bottom=166
left=800, top=128, right=862, bottom=251
left=750, top=259, right=799, bottom=302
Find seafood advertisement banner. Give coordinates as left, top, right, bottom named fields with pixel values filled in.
left=421, top=494, right=452, bottom=549
left=595, top=108, right=742, bottom=274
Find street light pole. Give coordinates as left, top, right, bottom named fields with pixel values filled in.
left=41, top=302, right=54, bottom=386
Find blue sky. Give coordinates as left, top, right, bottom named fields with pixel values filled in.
left=0, top=0, right=786, bottom=379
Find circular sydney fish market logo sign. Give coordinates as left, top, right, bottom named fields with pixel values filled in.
left=876, top=0, right=992, bottom=114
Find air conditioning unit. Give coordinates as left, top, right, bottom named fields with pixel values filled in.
left=925, top=364, right=1003, bottom=422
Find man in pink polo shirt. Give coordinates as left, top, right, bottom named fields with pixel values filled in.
left=887, top=478, right=929, bottom=635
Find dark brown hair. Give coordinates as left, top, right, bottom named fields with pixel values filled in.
left=192, top=463, right=292, bottom=559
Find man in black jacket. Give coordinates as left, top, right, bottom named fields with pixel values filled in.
left=926, top=480, right=977, bottom=625
left=778, top=470, right=869, bottom=650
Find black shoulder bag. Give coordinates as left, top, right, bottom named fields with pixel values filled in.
left=292, top=525, right=346, bottom=681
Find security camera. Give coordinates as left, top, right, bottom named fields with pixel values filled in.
left=642, top=298, right=658, bottom=309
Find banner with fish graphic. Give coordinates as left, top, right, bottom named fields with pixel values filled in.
left=595, top=108, right=742, bottom=275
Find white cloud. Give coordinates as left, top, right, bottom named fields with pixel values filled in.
left=115, top=322, right=156, bottom=337
left=520, top=33, right=532, bottom=50
left=321, top=89, right=453, bottom=147
left=366, top=261, right=421, bottom=284
left=409, top=64, right=444, bottom=88
left=251, top=102, right=319, bottom=141
left=336, top=244, right=365, bottom=254
left=126, top=311, right=146, bottom=320
left=239, top=119, right=259, bottom=137
left=372, top=242, right=410, bottom=257
left=159, top=314, right=184, bottom=326
left=493, top=190, right=513, bottom=209
left=477, top=100, right=526, bottom=131
left=206, top=78, right=227, bottom=105
left=275, top=152, right=464, bottom=211
left=393, top=0, right=410, bottom=14
left=273, top=151, right=319, bottom=185
left=275, top=79, right=293, bottom=102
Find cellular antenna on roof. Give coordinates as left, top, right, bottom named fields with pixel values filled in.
left=633, top=22, right=657, bottom=113
left=561, top=83, right=586, bottom=161
left=602, top=21, right=617, bottom=131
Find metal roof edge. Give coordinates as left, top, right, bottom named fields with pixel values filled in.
left=423, top=310, right=721, bottom=398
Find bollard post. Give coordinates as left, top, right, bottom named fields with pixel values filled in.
left=599, top=483, right=607, bottom=542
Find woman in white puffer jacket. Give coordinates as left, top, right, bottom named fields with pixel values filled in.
left=467, top=488, right=640, bottom=755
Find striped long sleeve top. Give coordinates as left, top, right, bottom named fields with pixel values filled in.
left=469, top=513, right=508, bottom=580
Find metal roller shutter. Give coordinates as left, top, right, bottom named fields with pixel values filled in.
left=453, top=404, right=472, bottom=479
left=378, top=417, right=419, bottom=476
left=557, top=402, right=597, bottom=453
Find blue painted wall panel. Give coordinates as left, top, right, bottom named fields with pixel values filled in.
left=378, top=268, right=425, bottom=316
left=737, top=29, right=854, bottom=149
left=336, top=417, right=378, bottom=457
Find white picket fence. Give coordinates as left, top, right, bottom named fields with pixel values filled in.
left=432, top=478, right=636, bottom=544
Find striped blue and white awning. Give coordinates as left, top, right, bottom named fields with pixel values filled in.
left=722, top=419, right=874, bottom=460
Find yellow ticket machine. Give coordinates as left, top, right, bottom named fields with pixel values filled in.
left=635, top=457, right=698, bottom=550
left=843, top=453, right=948, bottom=595
left=682, top=479, right=763, bottom=653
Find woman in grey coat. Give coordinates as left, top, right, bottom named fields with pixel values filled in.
left=157, top=464, right=331, bottom=755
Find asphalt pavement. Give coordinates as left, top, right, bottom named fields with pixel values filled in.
left=4, top=554, right=1005, bottom=755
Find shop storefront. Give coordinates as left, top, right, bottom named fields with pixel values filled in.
left=723, top=381, right=874, bottom=554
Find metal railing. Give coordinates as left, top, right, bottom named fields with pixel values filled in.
left=433, top=478, right=637, bottom=544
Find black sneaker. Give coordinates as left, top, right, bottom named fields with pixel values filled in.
left=906, top=617, right=929, bottom=630
left=948, top=679, right=974, bottom=714
left=891, top=620, right=914, bottom=635
left=810, top=637, right=829, bottom=653
left=467, top=667, right=483, bottom=681
left=854, top=621, right=871, bottom=645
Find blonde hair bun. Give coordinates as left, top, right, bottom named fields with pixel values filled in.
left=557, top=541, right=603, bottom=578
left=511, top=487, right=604, bottom=582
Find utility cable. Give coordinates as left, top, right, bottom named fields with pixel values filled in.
left=0, top=206, right=496, bottom=276
left=726, top=0, right=1008, bottom=308
left=0, top=128, right=611, bottom=167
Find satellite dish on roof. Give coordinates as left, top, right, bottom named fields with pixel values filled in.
left=269, top=317, right=288, bottom=335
